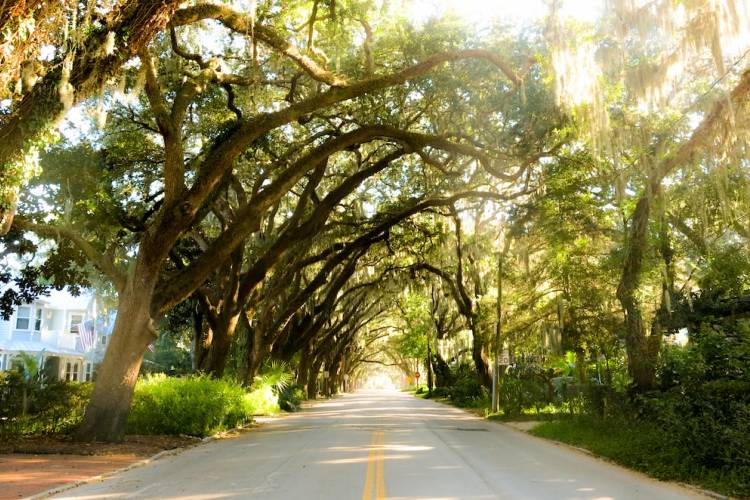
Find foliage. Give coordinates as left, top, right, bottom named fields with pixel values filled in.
left=244, top=385, right=280, bottom=416
left=529, top=320, right=750, bottom=497
left=278, top=385, right=306, bottom=412
left=437, top=363, right=488, bottom=407
left=499, top=362, right=552, bottom=416
left=0, top=371, right=92, bottom=437
left=14, top=351, right=41, bottom=383
left=645, top=321, right=750, bottom=485
left=141, top=309, right=194, bottom=377
left=531, top=416, right=748, bottom=498
left=127, top=374, right=254, bottom=437
left=392, top=292, right=431, bottom=362
left=241, top=361, right=298, bottom=415
left=253, top=360, right=294, bottom=394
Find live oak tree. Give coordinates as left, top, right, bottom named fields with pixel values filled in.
left=548, top=0, right=750, bottom=390
left=8, top=0, right=748, bottom=446
left=10, top=2, right=542, bottom=440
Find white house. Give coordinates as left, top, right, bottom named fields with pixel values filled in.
left=0, top=288, right=112, bottom=382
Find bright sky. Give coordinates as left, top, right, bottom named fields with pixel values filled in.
left=405, top=0, right=602, bottom=25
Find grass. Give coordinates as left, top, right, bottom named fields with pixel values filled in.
left=487, top=411, right=562, bottom=422
left=530, top=417, right=748, bottom=498
left=486, top=403, right=574, bottom=422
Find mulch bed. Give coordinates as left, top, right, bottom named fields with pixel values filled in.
left=0, top=434, right=200, bottom=456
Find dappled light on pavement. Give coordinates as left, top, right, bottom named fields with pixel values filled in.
left=52, top=390, right=708, bottom=499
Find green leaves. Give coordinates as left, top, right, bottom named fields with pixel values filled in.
left=253, top=360, right=294, bottom=393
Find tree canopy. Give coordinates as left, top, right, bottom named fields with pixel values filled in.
left=1, top=0, right=749, bottom=447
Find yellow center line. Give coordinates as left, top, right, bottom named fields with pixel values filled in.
left=362, top=432, right=377, bottom=500
left=362, top=431, right=387, bottom=500
left=376, top=431, right=386, bottom=499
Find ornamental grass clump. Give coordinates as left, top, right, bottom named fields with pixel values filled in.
left=127, top=374, right=254, bottom=437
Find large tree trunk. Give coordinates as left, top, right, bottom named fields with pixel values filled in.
left=191, top=307, right=210, bottom=371
left=327, top=352, right=346, bottom=396
left=430, top=352, right=452, bottom=388
left=235, top=313, right=252, bottom=383
left=470, top=318, right=491, bottom=388
left=201, top=313, right=240, bottom=378
left=76, top=265, right=158, bottom=442
left=617, top=195, right=659, bottom=391
left=242, top=326, right=269, bottom=387
left=307, top=356, right=324, bottom=399
left=296, top=342, right=313, bottom=391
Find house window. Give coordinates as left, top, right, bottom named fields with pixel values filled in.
left=34, top=308, right=42, bottom=331
left=69, top=314, right=83, bottom=334
left=72, top=362, right=79, bottom=382
left=15, top=306, right=31, bottom=330
left=84, top=363, right=92, bottom=381
left=65, top=362, right=72, bottom=381
left=100, top=335, right=108, bottom=346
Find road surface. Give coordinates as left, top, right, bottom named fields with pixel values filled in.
left=52, top=390, right=708, bottom=499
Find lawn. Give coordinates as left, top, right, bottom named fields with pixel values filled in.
left=530, top=418, right=749, bottom=498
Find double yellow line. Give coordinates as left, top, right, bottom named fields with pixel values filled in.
left=362, top=431, right=387, bottom=500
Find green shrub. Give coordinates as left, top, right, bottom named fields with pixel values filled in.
left=531, top=414, right=749, bottom=497
left=446, top=364, right=488, bottom=407
left=582, top=382, right=626, bottom=419
left=127, top=374, right=254, bottom=437
left=0, top=371, right=91, bottom=437
left=649, top=321, right=750, bottom=480
left=279, top=384, right=305, bottom=412
left=430, top=387, right=450, bottom=399
left=245, top=384, right=280, bottom=415
left=254, top=361, right=293, bottom=393
left=245, top=360, right=295, bottom=414
left=499, top=363, right=551, bottom=416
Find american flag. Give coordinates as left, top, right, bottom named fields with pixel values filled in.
left=78, top=320, right=95, bottom=351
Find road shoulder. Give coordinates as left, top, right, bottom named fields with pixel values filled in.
left=410, top=393, right=725, bottom=500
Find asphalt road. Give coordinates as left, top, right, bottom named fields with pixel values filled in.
left=52, top=390, right=708, bottom=499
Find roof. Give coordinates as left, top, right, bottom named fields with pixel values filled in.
left=0, top=284, right=93, bottom=311
left=36, top=289, right=92, bottom=311
left=0, top=339, right=85, bottom=357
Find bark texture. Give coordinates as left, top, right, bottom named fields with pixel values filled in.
left=76, top=262, right=158, bottom=441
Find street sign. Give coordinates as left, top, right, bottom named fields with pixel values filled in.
left=499, top=350, right=510, bottom=365
left=415, top=372, right=420, bottom=379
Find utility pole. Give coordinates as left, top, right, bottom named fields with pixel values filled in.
left=426, top=331, right=433, bottom=395
left=491, top=250, right=503, bottom=413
